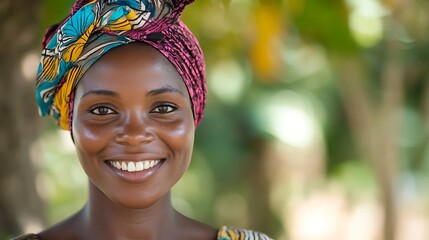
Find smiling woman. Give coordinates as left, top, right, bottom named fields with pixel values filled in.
left=13, top=0, right=271, bottom=239
left=72, top=44, right=196, bottom=212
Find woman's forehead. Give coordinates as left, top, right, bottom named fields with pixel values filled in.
left=76, top=43, right=188, bottom=94
left=89, top=42, right=178, bottom=75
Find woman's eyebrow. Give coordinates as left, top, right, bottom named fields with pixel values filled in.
left=147, top=86, right=185, bottom=97
left=81, top=89, right=119, bottom=99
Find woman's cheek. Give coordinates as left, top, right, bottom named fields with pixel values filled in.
left=74, top=121, right=111, bottom=155
left=74, top=124, right=112, bottom=177
left=167, top=121, right=195, bottom=157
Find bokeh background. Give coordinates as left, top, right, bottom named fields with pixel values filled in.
left=1, top=0, right=429, bottom=239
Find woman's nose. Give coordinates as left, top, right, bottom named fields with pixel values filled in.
left=114, top=114, right=154, bottom=146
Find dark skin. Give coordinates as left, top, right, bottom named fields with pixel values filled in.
left=38, top=43, right=217, bottom=240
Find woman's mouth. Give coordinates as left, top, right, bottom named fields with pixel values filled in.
left=107, top=160, right=161, bottom=172
left=105, top=158, right=165, bottom=183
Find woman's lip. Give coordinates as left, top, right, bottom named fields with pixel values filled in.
left=105, top=159, right=164, bottom=183
left=107, top=153, right=165, bottom=161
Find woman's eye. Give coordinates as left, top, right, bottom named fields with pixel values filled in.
left=152, top=104, right=177, bottom=114
left=90, top=106, right=116, bottom=115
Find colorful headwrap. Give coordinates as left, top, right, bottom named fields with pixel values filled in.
left=36, top=0, right=206, bottom=130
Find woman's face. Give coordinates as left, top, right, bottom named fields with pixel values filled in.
left=72, top=43, right=195, bottom=208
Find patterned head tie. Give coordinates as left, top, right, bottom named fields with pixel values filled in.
left=36, top=0, right=206, bottom=130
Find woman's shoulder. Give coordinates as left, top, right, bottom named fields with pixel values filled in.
left=217, top=226, right=272, bottom=240
left=10, top=233, right=40, bottom=240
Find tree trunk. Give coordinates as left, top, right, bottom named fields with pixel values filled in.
left=336, top=50, right=403, bottom=240
left=0, top=0, right=45, bottom=236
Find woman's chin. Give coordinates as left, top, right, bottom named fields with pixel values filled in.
left=108, top=192, right=167, bottom=210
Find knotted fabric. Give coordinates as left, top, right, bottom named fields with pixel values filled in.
left=36, top=0, right=206, bottom=130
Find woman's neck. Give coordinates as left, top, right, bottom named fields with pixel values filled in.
left=81, top=182, right=179, bottom=240
left=38, top=182, right=217, bottom=240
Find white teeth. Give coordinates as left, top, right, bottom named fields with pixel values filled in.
left=122, top=162, right=128, bottom=171
left=110, top=160, right=161, bottom=172
left=128, top=162, right=136, bottom=172
left=144, top=161, right=150, bottom=169
left=136, top=162, right=144, bottom=171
